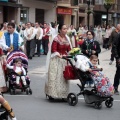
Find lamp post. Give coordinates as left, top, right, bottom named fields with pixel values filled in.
left=104, top=3, right=112, bottom=29
left=87, top=0, right=90, bottom=30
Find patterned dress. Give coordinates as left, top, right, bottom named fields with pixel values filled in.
left=45, top=35, right=71, bottom=98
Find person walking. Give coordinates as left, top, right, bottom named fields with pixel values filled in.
left=42, top=23, right=50, bottom=55
left=81, top=30, right=101, bottom=58
left=108, top=24, right=120, bottom=65
left=45, top=23, right=72, bottom=100
left=104, top=25, right=112, bottom=49
left=24, top=22, right=36, bottom=59
left=113, top=24, right=120, bottom=95
left=34, top=22, right=43, bottom=57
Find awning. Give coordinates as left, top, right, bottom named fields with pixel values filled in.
left=0, top=2, right=22, bottom=7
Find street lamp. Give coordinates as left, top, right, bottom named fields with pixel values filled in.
left=86, top=0, right=90, bottom=30
left=104, top=3, right=112, bottom=29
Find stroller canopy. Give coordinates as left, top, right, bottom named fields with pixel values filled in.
left=6, top=50, right=28, bottom=69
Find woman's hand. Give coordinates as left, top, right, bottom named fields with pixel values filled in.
left=7, top=47, right=11, bottom=52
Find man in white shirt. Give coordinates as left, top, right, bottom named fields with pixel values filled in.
left=24, top=22, right=36, bottom=59
left=34, top=22, right=43, bottom=57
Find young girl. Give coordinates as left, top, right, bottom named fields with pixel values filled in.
left=89, top=55, right=114, bottom=96
left=0, top=94, right=17, bottom=120
left=7, top=58, right=27, bottom=87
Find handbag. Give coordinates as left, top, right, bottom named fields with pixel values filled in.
left=63, top=65, right=76, bottom=80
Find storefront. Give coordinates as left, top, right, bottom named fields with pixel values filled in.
left=0, top=0, right=22, bottom=24
left=57, top=7, right=72, bottom=26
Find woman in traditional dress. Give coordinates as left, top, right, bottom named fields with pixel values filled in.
left=45, top=24, right=72, bottom=99
left=96, top=25, right=103, bottom=45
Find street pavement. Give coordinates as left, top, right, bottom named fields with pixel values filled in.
left=4, top=47, right=120, bottom=120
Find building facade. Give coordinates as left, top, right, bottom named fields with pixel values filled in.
left=0, top=0, right=120, bottom=27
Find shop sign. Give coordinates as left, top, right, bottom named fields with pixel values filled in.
left=57, top=8, right=72, bottom=15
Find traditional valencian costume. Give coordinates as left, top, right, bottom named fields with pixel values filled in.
left=45, top=34, right=72, bottom=99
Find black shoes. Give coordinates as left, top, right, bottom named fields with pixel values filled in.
left=28, top=56, right=32, bottom=59
left=114, top=90, right=119, bottom=95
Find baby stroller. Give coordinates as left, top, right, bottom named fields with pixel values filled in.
left=0, top=106, right=8, bottom=120
left=63, top=54, right=114, bottom=109
left=6, top=50, right=32, bottom=95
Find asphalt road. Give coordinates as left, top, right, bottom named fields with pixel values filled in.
left=4, top=49, right=120, bottom=120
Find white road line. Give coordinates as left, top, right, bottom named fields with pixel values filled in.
left=78, top=97, right=120, bottom=102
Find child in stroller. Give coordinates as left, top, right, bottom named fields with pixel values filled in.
left=64, top=53, right=114, bottom=108
left=7, top=58, right=27, bottom=88
left=6, top=50, right=32, bottom=95
left=75, top=55, right=114, bottom=96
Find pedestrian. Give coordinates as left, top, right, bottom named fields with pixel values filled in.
left=0, top=94, right=17, bottom=120
left=42, top=23, right=50, bottom=55
left=34, top=22, right=43, bottom=57
left=24, top=22, right=36, bottom=59
left=113, top=25, right=120, bottom=95
left=45, top=23, right=72, bottom=100
left=108, top=24, right=120, bottom=65
left=81, top=30, right=101, bottom=58
left=104, top=25, right=112, bottom=49
left=4, top=23, right=23, bottom=53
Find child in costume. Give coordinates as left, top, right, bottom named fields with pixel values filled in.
left=7, top=58, right=27, bottom=87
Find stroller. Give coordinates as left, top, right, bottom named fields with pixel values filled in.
left=6, top=50, right=32, bottom=95
left=63, top=54, right=114, bottom=109
left=0, top=105, right=8, bottom=120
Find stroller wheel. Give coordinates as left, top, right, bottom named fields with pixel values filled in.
left=0, top=111, right=8, bottom=120
left=105, top=100, right=113, bottom=108
left=9, top=88, right=13, bottom=95
left=26, top=88, right=29, bottom=95
left=94, top=101, right=102, bottom=109
left=29, top=89, right=32, bottom=95
left=13, top=90, right=16, bottom=95
left=67, top=93, right=78, bottom=106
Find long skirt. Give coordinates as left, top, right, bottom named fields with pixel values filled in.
left=45, top=57, right=69, bottom=98
left=0, top=58, right=7, bottom=92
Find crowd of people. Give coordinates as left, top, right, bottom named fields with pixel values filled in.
left=0, top=20, right=120, bottom=119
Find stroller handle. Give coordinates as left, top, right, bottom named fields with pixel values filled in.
left=62, top=55, right=73, bottom=59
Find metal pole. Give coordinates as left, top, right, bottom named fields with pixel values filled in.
left=106, top=8, right=109, bottom=29
left=87, top=0, right=90, bottom=30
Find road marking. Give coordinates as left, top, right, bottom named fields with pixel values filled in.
left=4, top=95, right=29, bottom=96
left=78, top=97, right=120, bottom=102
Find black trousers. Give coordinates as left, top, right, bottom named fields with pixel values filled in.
left=42, top=39, right=49, bottom=54
left=103, top=38, right=109, bottom=49
left=26, top=39, right=36, bottom=57
left=113, top=66, right=120, bottom=90
left=35, top=39, right=42, bottom=55
left=110, top=48, right=115, bottom=61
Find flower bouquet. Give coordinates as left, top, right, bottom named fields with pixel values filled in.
left=69, top=47, right=81, bottom=56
